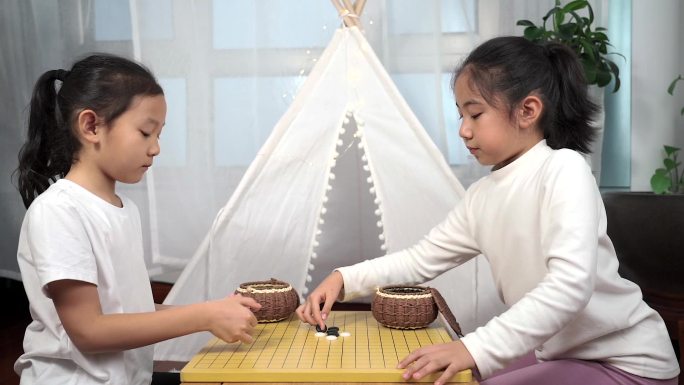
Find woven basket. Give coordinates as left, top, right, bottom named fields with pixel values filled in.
left=371, top=285, right=463, bottom=337
left=235, top=278, right=300, bottom=323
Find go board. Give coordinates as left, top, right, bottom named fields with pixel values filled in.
left=181, top=311, right=472, bottom=383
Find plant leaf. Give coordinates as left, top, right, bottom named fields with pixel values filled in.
left=610, top=77, right=621, bottom=93
left=562, top=0, right=588, bottom=13
left=553, top=8, right=565, bottom=30
left=605, top=59, right=621, bottom=92
left=585, top=0, right=595, bottom=24
left=667, top=75, right=682, bottom=95
left=524, top=26, right=545, bottom=41
left=558, top=23, right=578, bottom=40
left=516, top=20, right=536, bottom=27
left=664, top=158, right=677, bottom=170
left=650, top=173, right=671, bottom=194
left=596, top=70, right=612, bottom=88
left=579, top=40, right=596, bottom=61
left=654, top=168, right=669, bottom=177
left=542, top=7, right=559, bottom=24
left=664, top=145, right=681, bottom=155
left=583, top=60, right=597, bottom=84
left=593, top=31, right=609, bottom=41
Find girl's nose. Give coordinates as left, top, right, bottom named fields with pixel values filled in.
left=149, top=139, right=161, bottom=157
left=459, top=121, right=472, bottom=140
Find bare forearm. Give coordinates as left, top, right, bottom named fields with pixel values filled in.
left=75, top=302, right=208, bottom=353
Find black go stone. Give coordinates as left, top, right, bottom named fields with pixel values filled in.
left=316, top=324, right=327, bottom=333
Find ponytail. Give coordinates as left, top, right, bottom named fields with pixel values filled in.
left=454, top=36, right=599, bottom=153
left=16, top=69, right=79, bottom=208
left=542, top=43, right=599, bottom=153
left=15, top=54, right=163, bottom=208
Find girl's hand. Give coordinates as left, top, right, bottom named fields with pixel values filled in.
left=205, top=294, right=261, bottom=344
left=295, top=271, right=344, bottom=330
left=397, top=340, right=475, bottom=385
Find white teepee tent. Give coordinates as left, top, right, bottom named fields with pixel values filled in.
left=155, top=3, right=502, bottom=362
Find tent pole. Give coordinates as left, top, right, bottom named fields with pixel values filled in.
left=353, top=0, right=367, bottom=17
left=341, top=0, right=360, bottom=27
left=330, top=0, right=355, bottom=27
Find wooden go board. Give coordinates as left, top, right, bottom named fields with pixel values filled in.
left=181, top=311, right=472, bottom=383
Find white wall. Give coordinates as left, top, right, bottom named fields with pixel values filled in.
left=631, top=0, right=684, bottom=191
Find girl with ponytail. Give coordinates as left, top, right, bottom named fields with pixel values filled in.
left=298, top=36, right=679, bottom=385
left=14, top=54, right=260, bottom=385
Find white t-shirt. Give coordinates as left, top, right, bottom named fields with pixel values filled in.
left=338, top=140, right=680, bottom=379
left=15, top=179, right=155, bottom=385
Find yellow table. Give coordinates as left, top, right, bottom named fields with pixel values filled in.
left=181, top=311, right=476, bottom=384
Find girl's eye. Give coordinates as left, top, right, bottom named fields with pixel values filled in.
left=140, top=131, right=151, bottom=138
left=471, top=113, right=482, bottom=120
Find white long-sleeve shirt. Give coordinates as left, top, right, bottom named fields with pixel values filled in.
left=338, top=140, right=679, bottom=379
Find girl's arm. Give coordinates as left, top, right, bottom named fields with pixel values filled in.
left=337, top=200, right=481, bottom=300
left=49, top=279, right=260, bottom=353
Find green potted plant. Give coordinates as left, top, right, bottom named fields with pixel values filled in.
left=516, top=0, right=622, bottom=92
left=650, top=75, right=683, bottom=194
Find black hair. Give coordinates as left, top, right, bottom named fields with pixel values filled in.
left=15, top=53, right=164, bottom=208
left=453, top=36, right=599, bottom=153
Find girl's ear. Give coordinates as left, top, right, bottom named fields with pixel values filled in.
left=518, top=95, right=543, bottom=130
left=76, top=109, right=101, bottom=144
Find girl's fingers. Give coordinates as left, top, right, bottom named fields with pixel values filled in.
left=238, top=295, right=261, bottom=310
left=310, top=298, right=324, bottom=328
left=238, top=332, right=254, bottom=344
left=320, top=295, right=335, bottom=323
left=300, top=301, right=317, bottom=325
left=435, top=365, right=457, bottom=385
left=295, top=304, right=305, bottom=321
left=397, top=349, right=421, bottom=369
left=410, top=360, right=439, bottom=380
left=401, top=356, right=428, bottom=380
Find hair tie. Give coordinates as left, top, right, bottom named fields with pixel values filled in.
left=54, top=69, right=69, bottom=82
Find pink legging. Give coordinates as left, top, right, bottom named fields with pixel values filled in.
left=478, top=352, right=678, bottom=385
